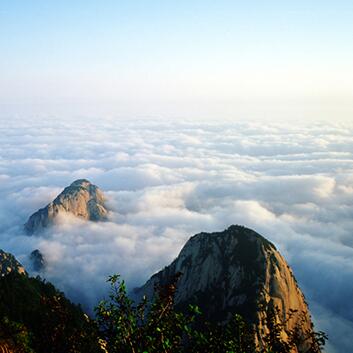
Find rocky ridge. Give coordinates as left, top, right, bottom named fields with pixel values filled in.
left=0, top=249, right=26, bottom=277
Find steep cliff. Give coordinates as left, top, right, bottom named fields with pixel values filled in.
left=135, top=225, right=316, bottom=353
left=24, top=179, right=108, bottom=234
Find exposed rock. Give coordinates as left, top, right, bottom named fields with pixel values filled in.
left=24, top=179, right=108, bottom=234
left=135, top=225, right=316, bottom=353
left=0, top=249, right=26, bottom=277
left=29, top=249, right=45, bottom=272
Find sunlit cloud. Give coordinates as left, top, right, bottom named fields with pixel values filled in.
left=0, top=119, right=352, bottom=352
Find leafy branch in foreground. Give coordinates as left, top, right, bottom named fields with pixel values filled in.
left=95, top=273, right=327, bottom=353
left=0, top=316, right=33, bottom=353
left=95, top=272, right=201, bottom=353
left=1, top=272, right=327, bottom=353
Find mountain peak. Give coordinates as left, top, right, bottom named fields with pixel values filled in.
left=70, top=179, right=91, bottom=186
left=135, top=225, right=315, bottom=352
left=24, top=179, right=108, bottom=234
left=66, top=179, right=97, bottom=190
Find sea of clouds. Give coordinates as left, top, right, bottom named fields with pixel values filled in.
left=0, top=118, right=352, bottom=353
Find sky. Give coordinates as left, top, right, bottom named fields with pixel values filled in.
left=1, top=0, right=353, bottom=121
left=0, top=118, right=353, bottom=353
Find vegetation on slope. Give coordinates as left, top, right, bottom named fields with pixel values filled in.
left=96, top=273, right=327, bottom=353
left=0, top=272, right=101, bottom=353
left=0, top=272, right=327, bottom=353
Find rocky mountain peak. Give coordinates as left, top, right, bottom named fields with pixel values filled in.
left=0, top=249, right=26, bottom=277
left=24, top=179, right=108, bottom=234
left=29, top=249, right=45, bottom=272
left=70, top=179, right=91, bottom=187
left=135, top=225, right=316, bottom=353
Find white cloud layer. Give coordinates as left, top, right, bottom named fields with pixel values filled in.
left=0, top=118, right=352, bottom=353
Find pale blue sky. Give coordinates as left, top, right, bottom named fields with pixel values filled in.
left=1, top=1, right=352, bottom=121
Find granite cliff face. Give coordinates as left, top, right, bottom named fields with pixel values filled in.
left=0, top=249, right=26, bottom=277
left=135, top=225, right=315, bottom=353
left=24, top=179, right=108, bottom=234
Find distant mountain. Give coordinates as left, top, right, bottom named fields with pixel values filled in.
left=0, top=249, right=26, bottom=277
left=29, top=249, right=45, bottom=272
left=24, top=179, right=108, bottom=234
left=135, top=225, right=316, bottom=353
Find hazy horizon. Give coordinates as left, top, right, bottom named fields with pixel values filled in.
left=1, top=0, right=352, bottom=122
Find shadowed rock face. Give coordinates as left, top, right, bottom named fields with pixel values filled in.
left=135, top=225, right=316, bottom=353
left=24, top=179, right=108, bottom=234
left=0, top=249, right=26, bottom=277
left=29, top=249, right=45, bottom=272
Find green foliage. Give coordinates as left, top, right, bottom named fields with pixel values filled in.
left=95, top=273, right=194, bottom=352
left=0, top=316, right=33, bottom=353
left=187, top=313, right=256, bottom=353
left=95, top=274, right=327, bottom=353
left=96, top=273, right=255, bottom=353
left=0, top=272, right=101, bottom=353
left=1, top=272, right=327, bottom=353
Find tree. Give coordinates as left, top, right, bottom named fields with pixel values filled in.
left=2, top=272, right=327, bottom=353
left=95, top=273, right=327, bottom=353
left=0, top=273, right=101, bottom=353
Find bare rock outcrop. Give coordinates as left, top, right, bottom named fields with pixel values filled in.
left=24, top=179, right=108, bottom=234
left=0, top=249, right=26, bottom=277
left=29, top=249, right=45, bottom=272
left=135, top=225, right=316, bottom=353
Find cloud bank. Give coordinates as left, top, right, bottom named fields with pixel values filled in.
left=0, top=118, right=352, bottom=353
